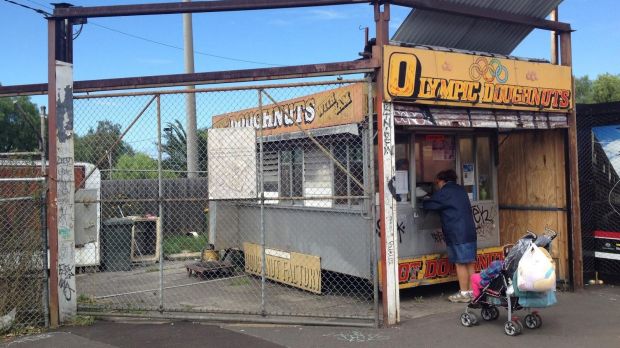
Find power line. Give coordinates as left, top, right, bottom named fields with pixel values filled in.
left=17, top=0, right=283, bottom=67
left=2, top=0, right=50, bottom=16
left=89, top=22, right=283, bottom=67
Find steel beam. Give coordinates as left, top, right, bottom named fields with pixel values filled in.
left=392, top=0, right=572, bottom=32
left=0, top=59, right=376, bottom=96
left=51, top=0, right=369, bottom=19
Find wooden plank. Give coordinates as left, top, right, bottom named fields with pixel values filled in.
left=500, top=210, right=568, bottom=281
left=499, top=210, right=527, bottom=245
left=525, top=132, right=557, bottom=207
left=553, top=130, right=567, bottom=208
left=498, top=133, right=527, bottom=206
left=498, top=129, right=570, bottom=281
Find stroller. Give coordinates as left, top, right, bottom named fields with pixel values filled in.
left=460, top=229, right=558, bottom=336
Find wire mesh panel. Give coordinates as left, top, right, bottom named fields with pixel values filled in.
left=73, top=79, right=377, bottom=323
left=578, top=103, right=620, bottom=282
left=0, top=153, right=47, bottom=330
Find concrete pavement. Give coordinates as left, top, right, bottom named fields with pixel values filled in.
left=2, top=284, right=619, bottom=348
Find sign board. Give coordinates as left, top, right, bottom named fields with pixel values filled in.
left=384, top=45, right=573, bottom=113
left=207, top=127, right=257, bottom=200
left=243, top=242, right=322, bottom=294
left=212, top=83, right=367, bottom=136
left=395, top=246, right=505, bottom=289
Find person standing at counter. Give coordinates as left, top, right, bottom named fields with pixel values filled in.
left=423, top=169, right=477, bottom=303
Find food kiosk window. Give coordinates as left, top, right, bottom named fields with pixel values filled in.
left=476, top=137, right=493, bottom=201
left=413, top=133, right=494, bottom=204
left=459, top=137, right=475, bottom=199
left=414, top=135, right=456, bottom=200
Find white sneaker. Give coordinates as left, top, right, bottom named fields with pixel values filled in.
left=448, top=291, right=471, bottom=303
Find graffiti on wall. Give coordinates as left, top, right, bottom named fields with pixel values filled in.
left=472, top=203, right=497, bottom=240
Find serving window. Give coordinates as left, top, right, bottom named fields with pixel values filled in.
left=411, top=133, right=495, bottom=206
left=262, top=138, right=365, bottom=208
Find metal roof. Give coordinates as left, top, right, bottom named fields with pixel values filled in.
left=392, top=0, right=564, bottom=55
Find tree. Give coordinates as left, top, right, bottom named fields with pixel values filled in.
left=161, top=120, right=208, bottom=177
left=591, top=73, right=620, bottom=103
left=575, top=76, right=593, bottom=104
left=0, top=96, right=41, bottom=153
left=113, top=152, right=176, bottom=180
left=74, top=120, right=134, bottom=178
left=575, top=73, right=620, bottom=104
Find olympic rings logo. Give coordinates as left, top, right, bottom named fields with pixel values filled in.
left=469, top=57, right=509, bottom=84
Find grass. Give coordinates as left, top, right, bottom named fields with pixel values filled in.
left=162, top=234, right=209, bottom=255
left=230, top=277, right=251, bottom=287
left=68, top=315, right=95, bottom=326
left=77, top=294, right=97, bottom=305
left=2, top=326, right=45, bottom=339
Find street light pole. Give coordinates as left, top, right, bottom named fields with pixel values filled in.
left=183, top=0, right=199, bottom=178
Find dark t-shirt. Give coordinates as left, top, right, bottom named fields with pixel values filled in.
left=422, top=181, right=477, bottom=246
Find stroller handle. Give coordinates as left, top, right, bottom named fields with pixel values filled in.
left=544, top=227, right=558, bottom=240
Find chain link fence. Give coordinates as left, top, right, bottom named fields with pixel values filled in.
left=578, top=102, right=620, bottom=283
left=72, top=79, right=378, bottom=324
left=0, top=152, right=48, bottom=330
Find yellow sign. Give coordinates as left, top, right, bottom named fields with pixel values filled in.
left=379, top=246, right=505, bottom=289
left=243, top=242, right=322, bottom=294
left=384, top=45, right=573, bottom=113
left=213, top=83, right=367, bottom=136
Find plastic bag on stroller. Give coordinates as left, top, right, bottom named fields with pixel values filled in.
left=512, top=272, right=557, bottom=308
left=504, top=229, right=556, bottom=276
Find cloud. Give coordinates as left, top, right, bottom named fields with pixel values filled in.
left=307, top=9, right=347, bottom=20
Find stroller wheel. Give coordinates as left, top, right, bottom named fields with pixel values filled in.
left=481, top=307, right=500, bottom=321
left=460, top=313, right=478, bottom=327
left=525, top=313, right=543, bottom=329
left=504, top=320, right=522, bottom=336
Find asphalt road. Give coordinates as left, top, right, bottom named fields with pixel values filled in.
left=2, top=285, right=619, bottom=348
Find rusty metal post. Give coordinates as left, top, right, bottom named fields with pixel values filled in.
left=373, top=1, right=399, bottom=326
left=560, top=31, right=583, bottom=290
left=46, top=17, right=59, bottom=329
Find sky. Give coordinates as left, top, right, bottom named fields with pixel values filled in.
left=1, top=0, right=619, bottom=87
left=1, top=0, right=620, bottom=158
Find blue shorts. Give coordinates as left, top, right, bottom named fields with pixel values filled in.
left=447, top=242, right=477, bottom=264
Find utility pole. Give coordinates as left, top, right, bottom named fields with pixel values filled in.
left=183, top=0, right=199, bottom=178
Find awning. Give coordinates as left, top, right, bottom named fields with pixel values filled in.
left=393, top=104, right=568, bottom=129
left=261, top=123, right=359, bottom=143
left=392, top=0, right=564, bottom=55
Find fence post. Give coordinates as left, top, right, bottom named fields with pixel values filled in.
left=367, top=78, right=380, bottom=328
left=374, top=1, right=399, bottom=325
left=48, top=12, right=77, bottom=324
left=39, top=106, right=50, bottom=328
left=258, top=89, right=266, bottom=316
left=157, top=95, right=165, bottom=311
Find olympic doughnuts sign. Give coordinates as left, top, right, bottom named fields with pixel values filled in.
left=384, top=45, right=573, bottom=112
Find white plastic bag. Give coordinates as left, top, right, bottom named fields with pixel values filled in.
left=517, top=244, right=556, bottom=292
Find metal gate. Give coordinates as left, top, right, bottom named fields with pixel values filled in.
left=578, top=102, right=620, bottom=282
left=73, top=79, right=378, bottom=325
left=0, top=152, right=48, bottom=330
